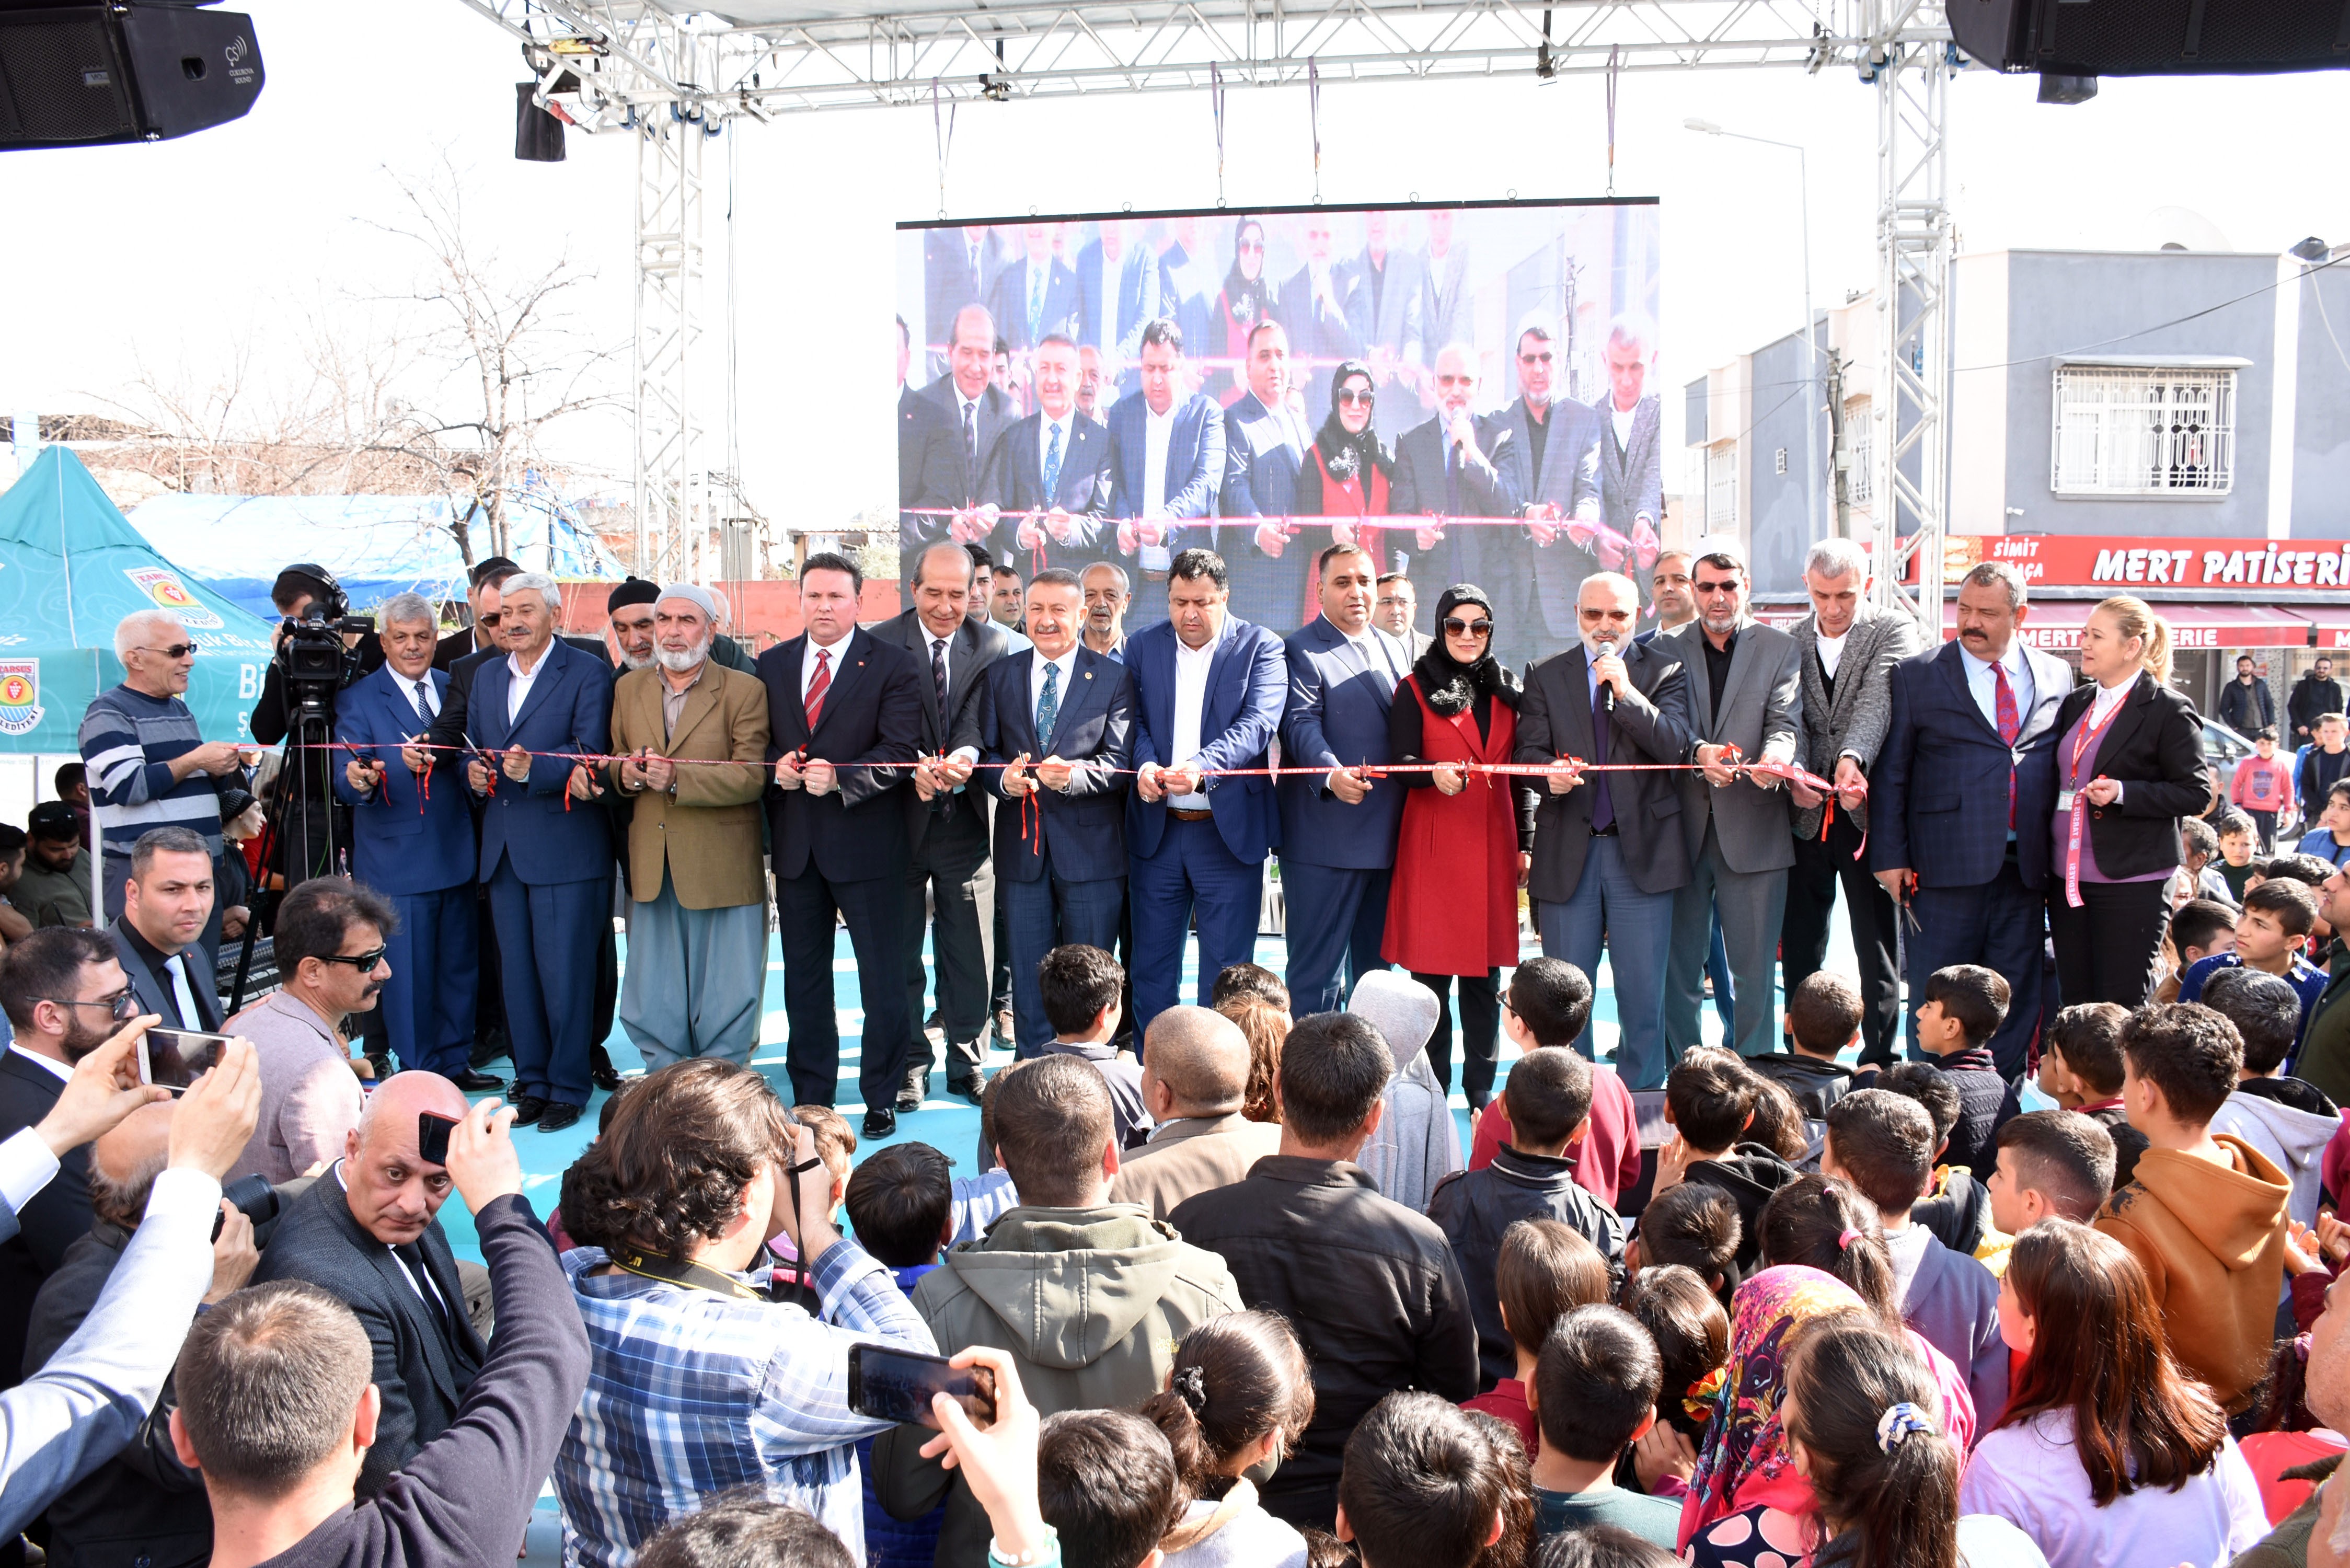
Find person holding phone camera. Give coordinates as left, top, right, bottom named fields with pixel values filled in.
left=554, top=1060, right=935, bottom=1565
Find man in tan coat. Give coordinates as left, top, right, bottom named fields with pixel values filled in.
left=1110, top=1005, right=1281, bottom=1218
left=606, top=583, right=773, bottom=1070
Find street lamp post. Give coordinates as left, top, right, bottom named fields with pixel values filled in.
left=1686, top=118, right=1822, bottom=545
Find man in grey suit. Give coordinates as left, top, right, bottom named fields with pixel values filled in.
left=1517, top=572, right=1696, bottom=1089
left=1594, top=315, right=1665, bottom=573
left=881, top=543, right=1012, bottom=1103
left=1492, top=316, right=1604, bottom=674
left=1342, top=211, right=1426, bottom=441
left=1662, top=541, right=1805, bottom=1060
left=1779, top=538, right=1922, bottom=1068
left=1418, top=209, right=1472, bottom=364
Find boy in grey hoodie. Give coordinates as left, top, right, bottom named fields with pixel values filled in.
left=2207, top=965, right=2341, bottom=1231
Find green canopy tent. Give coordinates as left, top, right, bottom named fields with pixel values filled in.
left=0, top=447, right=279, bottom=754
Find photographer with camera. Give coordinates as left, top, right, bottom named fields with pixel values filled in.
left=248, top=567, right=381, bottom=894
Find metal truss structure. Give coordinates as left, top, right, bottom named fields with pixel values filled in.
left=455, top=0, right=1956, bottom=630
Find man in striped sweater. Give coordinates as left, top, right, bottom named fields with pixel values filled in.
left=77, top=611, right=248, bottom=928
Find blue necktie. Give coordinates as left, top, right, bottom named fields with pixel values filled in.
left=1043, top=423, right=1064, bottom=502
left=1029, top=268, right=1045, bottom=342
left=1035, top=662, right=1061, bottom=747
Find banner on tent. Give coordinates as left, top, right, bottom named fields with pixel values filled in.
left=0, top=662, right=41, bottom=738
left=124, top=568, right=225, bottom=629
left=895, top=198, right=1663, bottom=674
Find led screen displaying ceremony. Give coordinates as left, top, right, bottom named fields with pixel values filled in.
left=898, top=200, right=1663, bottom=673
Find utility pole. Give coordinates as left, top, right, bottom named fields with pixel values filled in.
left=1825, top=353, right=1852, bottom=540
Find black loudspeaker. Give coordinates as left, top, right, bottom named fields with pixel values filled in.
left=1950, top=0, right=2350, bottom=77
left=0, top=4, right=262, bottom=152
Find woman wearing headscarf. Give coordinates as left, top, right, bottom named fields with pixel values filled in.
left=1292, top=359, right=1395, bottom=626
left=1680, top=1264, right=1980, bottom=1565
left=1213, top=217, right=1280, bottom=407
left=1382, top=585, right=1537, bottom=1109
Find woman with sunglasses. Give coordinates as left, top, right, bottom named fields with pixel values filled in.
left=1292, top=360, right=1396, bottom=627
left=1383, top=585, right=1538, bottom=1108
left=1213, top=218, right=1280, bottom=407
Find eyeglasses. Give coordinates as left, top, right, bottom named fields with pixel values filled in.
left=1580, top=608, right=1634, bottom=623
left=316, top=946, right=388, bottom=971
left=1443, top=617, right=1494, bottom=637
left=1336, top=388, right=1375, bottom=407
left=1517, top=351, right=1554, bottom=366
left=476, top=612, right=504, bottom=627
left=48, top=989, right=137, bottom=1022
left=136, top=643, right=200, bottom=660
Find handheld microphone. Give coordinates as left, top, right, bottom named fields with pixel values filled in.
left=1594, top=635, right=1619, bottom=714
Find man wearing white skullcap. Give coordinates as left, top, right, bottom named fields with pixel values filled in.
left=602, top=583, right=774, bottom=1070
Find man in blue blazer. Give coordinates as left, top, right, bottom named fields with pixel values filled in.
left=754, top=552, right=929, bottom=1136
left=331, top=594, right=489, bottom=1088
left=977, top=334, right=1114, bottom=577
left=1218, top=320, right=1312, bottom=637
left=986, top=222, right=1082, bottom=354
left=1277, top=544, right=1411, bottom=1017
left=970, top=569, right=1135, bottom=1054
left=1075, top=220, right=1161, bottom=366
left=1871, top=561, right=2071, bottom=1074
left=457, top=573, right=613, bottom=1133
left=1106, top=319, right=1226, bottom=635
left=1125, top=549, right=1288, bottom=1038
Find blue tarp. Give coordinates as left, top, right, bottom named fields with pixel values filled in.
left=125, top=479, right=625, bottom=619
left=0, top=449, right=282, bottom=754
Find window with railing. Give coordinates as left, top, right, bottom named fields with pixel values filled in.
left=1706, top=443, right=1737, bottom=531
left=1845, top=399, right=1873, bottom=506
left=2051, top=365, right=2236, bottom=496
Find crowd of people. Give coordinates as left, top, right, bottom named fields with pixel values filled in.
left=9, top=497, right=2350, bottom=1565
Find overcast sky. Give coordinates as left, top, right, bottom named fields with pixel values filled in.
left=6, top=0, right=2348, bottom=531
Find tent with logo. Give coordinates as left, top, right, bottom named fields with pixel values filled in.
left=0, top=447, right=281, bottom=754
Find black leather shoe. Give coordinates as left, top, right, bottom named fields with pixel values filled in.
left=948, top=1075, right=986, bottom=1105
left=451, top=1069, right=505, bottom=1093
left=862, top=1106, right=897, bottom=1139
left=896, top=1072, right=930, bottom=1112
left=536, top=1101, right=584, bottom=1133
left=509, top=1094, right=549, bottom=1127
left=589, top=1045, right=623, bottom=1094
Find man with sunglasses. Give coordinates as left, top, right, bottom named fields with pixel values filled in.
left=221, top=878, right=391, bottom=1185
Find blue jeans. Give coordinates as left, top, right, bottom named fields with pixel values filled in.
left=1001, top=866, right=1125, bottom=1055
left=1537, top=835, right=1677, bottom=1089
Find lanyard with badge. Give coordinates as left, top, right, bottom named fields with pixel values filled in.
left=2058, top=693, right=2127, bottom=909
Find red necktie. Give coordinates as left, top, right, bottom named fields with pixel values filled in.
left=805, top=647, right=833, bottom=730
left=1992, top=660, right=2019, bottom=827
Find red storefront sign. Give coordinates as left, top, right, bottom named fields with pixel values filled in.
left=1952, top=534, right=2350, bottom=593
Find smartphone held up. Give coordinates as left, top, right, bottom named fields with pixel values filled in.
left=847, top=1344, right=997, bottom=1430
left=137, top=1029, right=235, bottom=1096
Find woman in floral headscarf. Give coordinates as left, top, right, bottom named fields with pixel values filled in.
left=1291, top=359, right=1394, bottom=626
left=1213, top=217, right=1280, bottom=407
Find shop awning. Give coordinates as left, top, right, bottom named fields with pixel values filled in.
left=1939, top=601, right=2317, bottom=651
left=2297, top=607, right=2350, bottom=652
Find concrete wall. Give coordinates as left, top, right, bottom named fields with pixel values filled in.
left=2292, top=262, right=2350, bottom=540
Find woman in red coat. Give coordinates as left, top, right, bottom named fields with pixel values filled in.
left=1383, top=584, right=1537, bottom=1108
left=1293, top=359, right=1394, bottom=629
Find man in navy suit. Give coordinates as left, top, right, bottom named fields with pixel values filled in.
left=1218, top=320, right=1314, bottom=636
left=977, top=333, right=1114, bottom=577
left=986, top=222, right=1082, bottom=355
left=1125, top=549, right=1288, bottom=1039
left=970, top=569, right=1135, bottom=1054
left=332, top=593, right=488, bottom=1086
left=755, top=552, right=928, bottom=1136
left=1107, top=318, right=1226, bottom=633
left=909, top=305, right=1019, bottom=565
left=1277, top=543, right=1410, bottom=1016
left=1076, top=218, right=1161, bottom=368
left=458, top=573, right=612, bottom=1133
left=1872, top=560, right=2071, bottom=1074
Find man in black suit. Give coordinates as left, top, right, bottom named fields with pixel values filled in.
left=909, top=306, right=1019, bottom=566
left=977, top=333, right=1114, bottom=577
left=431, top=557, right=522, bottom=673
left=878, top=542, right=1011, bottom=1106
left=110, top=826, right=223, bottom=1034
left=249, top=1070, right=484, bottom=1499
left=755, top=552, right=928, bottom=1136
left=0, top=927, right=145, bottom=1395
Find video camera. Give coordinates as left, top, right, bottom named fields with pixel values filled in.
left=273, top=563, right=373, bottom=714
left=213, top=1172, right=284, bottom=1249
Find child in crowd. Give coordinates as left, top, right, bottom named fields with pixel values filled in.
left=1335, top=1393, right=1531, bottom=1568
left=2036, top=1001, right=2150, bottom=1187
left=1737, top=1076, right=1815, bottom=1169
left=1469, top=958, right=1644, bottom=1208
left=1822, top=1089, right=2008, bottom=1426
left=2295, top=776, right=2350, bottom=869
left=1035, top=944, right=1151, bottom=1149
left=1532, top=1530, right=1675, bottom=1568
left=1756, top=1177, right=1903, bottom=1327
left=2233, top=727, right=2295, bottom=855
left=1142, top=1312, right=1317, bottom=1568
left=1879, top=1063, right=1999, bottom=1264
left=2180, top=879, right=2329, bottom=1028
left=1656, top=1050, right=1796, bottom=1276
left=1352, top=970, right=1462, bottom=1214
left=1749, top=971, right=1861, bottom=1120
left=793, top=1104, right=858, bottom=1217
left=1036, top=1410, right=1184, bottom=1568
left=1617, top=1265, right=1729, bottom=1501
left=2217, top=813, right=2262, bottom=901
left=842, top=1142, right=954, bottom=1568
left=2158, top=898, right=2239, bottom=1003
left=1211, top=962, right=1291, bottom=1126
left=2095, top=1003, right=2293, bottom=1415
left=1627, top=1181, right=1741, bottom=1304
left=1525, top=1306, right=1680, bottom=1550
left=2207, top=965, right=2339, bottom=1229
left=1460, top=1218, right=1611, bottom=1452
left=1211, top=961, right=1289, bottom=1013
left=1984, top=1111, right=2116, bottom=1241
left=2174, top=817, right=2240, bottom=909
left=1962, top=1219, right=2266, bottom=1568
left=1910, top=966, right=2020, bottom=1178
left=1430, top=1047, right=1623, bottom=1387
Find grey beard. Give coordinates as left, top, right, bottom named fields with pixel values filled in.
left=655, top=641, right=710, bottom=674
left=621, top=651, right=656, bottom=671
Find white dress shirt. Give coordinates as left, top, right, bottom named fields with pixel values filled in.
left=1611, top=400, right=1638, bottom=454
left=505, top=644, right=550, bottom=724
left=1142, top=403, right=1177, bottom=518
left=801, top=629, right=854, bottom=699
left=1170, top=633, right=1219, bottom=811
left=1815, top=626, right=1849, bottom=682
left=401, top=673, right=439, bottom=723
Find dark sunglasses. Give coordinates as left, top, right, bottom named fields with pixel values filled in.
left=1238, top=239, right=1265, bottom=252
left=137, top=643, right=200, bottom=659
left=316, top=946, right=389, bottom=971
left=1695, top=579, right=1742, bottom=596
left=1336, top=388, right=1375, bottom=407
left=476, top=612, right=505, bottom=627
left=1443, top=617, right=1494, bottom=637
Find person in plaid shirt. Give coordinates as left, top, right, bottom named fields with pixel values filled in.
left=552, top=1061, right=935, bottom=1565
